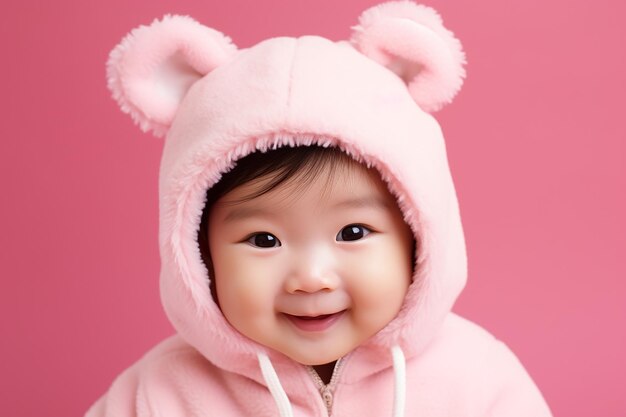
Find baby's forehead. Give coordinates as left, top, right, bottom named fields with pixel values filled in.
left=216, top=186, right=398, bottom=233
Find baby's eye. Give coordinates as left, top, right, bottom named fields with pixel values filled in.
left=336, top=224, right=372, bottom=242
left=246, top=232, right=281, bottom=248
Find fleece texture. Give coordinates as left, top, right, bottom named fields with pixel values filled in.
left=89, top=2, right=553, bottom=416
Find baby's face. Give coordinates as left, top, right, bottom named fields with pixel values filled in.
left=207, top=162, right=414, bottom=365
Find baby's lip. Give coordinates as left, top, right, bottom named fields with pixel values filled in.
left=283, top=310, right=346, bottom=332
left=283, top=309, right=346, bottom=319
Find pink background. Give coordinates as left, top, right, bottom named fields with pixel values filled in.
left=2, top=0, right=624, bottom=415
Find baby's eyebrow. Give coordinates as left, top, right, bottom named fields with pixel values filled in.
left=223, top=206, right=274, bottom=223
left=332, top=195, right=391, bottom=210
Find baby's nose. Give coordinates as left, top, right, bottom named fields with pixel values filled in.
left=283, top=247, right=340, bottom=294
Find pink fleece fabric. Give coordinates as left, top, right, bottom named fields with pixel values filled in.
left=89, top=2, right=552, bottom=416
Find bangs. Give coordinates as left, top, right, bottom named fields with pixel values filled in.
left=203, top=145, right=359, bottom=207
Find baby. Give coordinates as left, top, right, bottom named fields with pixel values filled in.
left=88, top=2, right=552, bottom=416
left=198, top=145, right=415, bottom=389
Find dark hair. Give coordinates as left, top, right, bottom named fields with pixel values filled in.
left=197, top=145, right=415, bottom=304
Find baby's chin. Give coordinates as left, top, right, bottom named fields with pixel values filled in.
left=280, top=348, right=348, bottom=367
left=291, top=357, right=341, bottom=367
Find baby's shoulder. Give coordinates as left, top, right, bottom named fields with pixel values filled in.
left=402, top=313, right=515, bottom=398
left=90, top=335, right=233, bottom=415
left=416, top=313, right=503, bottom=365
left=442, top=312, right=500, bottom=345
left=130, top=334, right=224, bottom=382
left=136, top=334, right=204, bottom=364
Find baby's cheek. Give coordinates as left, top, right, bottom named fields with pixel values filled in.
left=219, top=279, right=273, bottom=340
left=228, top=257, right=284, bottom=311
left=356, top=248, right=409, bottom=304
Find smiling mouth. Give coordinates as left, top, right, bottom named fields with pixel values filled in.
left=284, top=311, right=345, bottom=332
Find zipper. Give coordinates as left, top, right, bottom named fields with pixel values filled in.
left=306, top=358, right=345, bottom=416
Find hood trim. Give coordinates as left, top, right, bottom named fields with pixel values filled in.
left=160, top=130, right=465, bottom=383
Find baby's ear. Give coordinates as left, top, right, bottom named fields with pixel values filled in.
left=350, top=1, right=466, bottom=113
left=107, top=15, right=238, bottom=137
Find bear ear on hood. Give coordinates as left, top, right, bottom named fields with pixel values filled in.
left=106, top=15, right=238, bottom=137
left=350, top=1, right=466, bottom=113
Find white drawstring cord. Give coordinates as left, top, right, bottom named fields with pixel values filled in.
left=391, top=345, right=407, bottom=417
left=257, top=352, right=294, bottom=417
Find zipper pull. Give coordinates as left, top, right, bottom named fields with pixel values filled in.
left=320, top=385, right=333, bottom=415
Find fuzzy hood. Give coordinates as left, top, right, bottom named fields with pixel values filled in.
left=107, top=1, right=467, bottom=388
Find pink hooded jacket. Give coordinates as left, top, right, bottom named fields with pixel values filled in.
left=88, top=2, right=553, bottom=416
